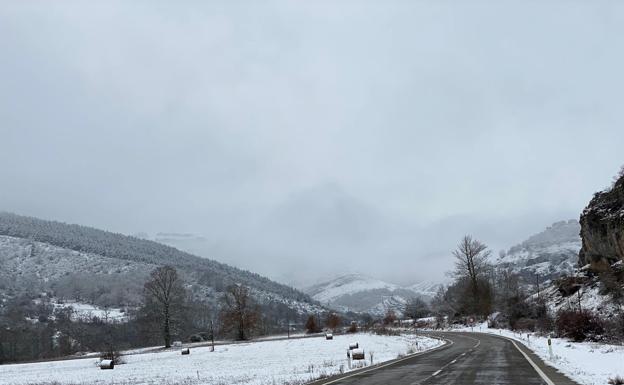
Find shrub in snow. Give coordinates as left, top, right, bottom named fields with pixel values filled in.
left=189, top=334, right=203, bottom=342
left=604, top=312, right=624, bottom=343
left=373, top=327, right=400, bottom=336
left=608, top=376, right=624, bottom=385
left=555, top=309, right=604, bottom=342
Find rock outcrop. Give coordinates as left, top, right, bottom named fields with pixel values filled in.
left=579, top=174, right=624, bottom=272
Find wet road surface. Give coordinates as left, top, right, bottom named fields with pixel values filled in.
left=309, top=332, right=579, bottom=385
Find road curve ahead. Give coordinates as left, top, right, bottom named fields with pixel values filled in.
left=309, top=332, right=580, bottom=385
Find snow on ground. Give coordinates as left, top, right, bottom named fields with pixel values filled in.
left=455, top=323, right=624, bottom=385
left=53, top=301, right=128, bottom=323
left=0, top=333, right=443, bottom=385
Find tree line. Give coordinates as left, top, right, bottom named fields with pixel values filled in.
left=427, top=235, right=624, bottom=343
left=0, top=264, right=353, bottom=364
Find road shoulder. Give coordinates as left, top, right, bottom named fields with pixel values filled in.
left=307, top=334, right=451, bottom=385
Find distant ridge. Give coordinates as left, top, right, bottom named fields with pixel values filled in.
left=304, top=273, right=442, bottom=316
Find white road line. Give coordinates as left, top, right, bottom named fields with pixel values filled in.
left=416, top=335, right=481, bottom=384
left=455, top=331, right=557, bottom=385
left=318, top=336, right=453, bottom=385
left=506, top=338, right=556, bottom=385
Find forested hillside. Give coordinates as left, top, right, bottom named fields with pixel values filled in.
left=0, top=212, right=312, bottom=304
left=0, top=212, right=330, bottom=363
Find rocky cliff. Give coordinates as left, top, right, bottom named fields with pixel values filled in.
left=579, top=174, right=624, bottom=272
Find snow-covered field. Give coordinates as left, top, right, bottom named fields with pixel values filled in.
left=457, top=323, right=624, bottom=385
left=0, top=333, right=442, bottom=385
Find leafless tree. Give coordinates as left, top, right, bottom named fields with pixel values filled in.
left=144, top=266, right=186, bottom=348
left=453, top=235, right=491, bottom=296
left=383, top=310, right=397, bottom=325
left=452, top=235, right=493, bottom=316
left=325, top=313, right=341, bottom=331
left=305, top=314, right=320, bottom=333
left=405, top=297, right=430, bottom=320
left=219, top=285, right=259, bottom=340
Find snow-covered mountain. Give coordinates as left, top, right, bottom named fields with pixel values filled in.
left=304, top=274, right=442, bottom=316
left=497, top=220, right=581, bottom=284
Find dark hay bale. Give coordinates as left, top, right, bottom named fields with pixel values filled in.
left=351, top=349, right=365, bottom=360
left=181, top=348, right=190, bottom=355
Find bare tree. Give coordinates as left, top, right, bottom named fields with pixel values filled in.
left=219, top=285, right=259, bottom=340
left=305, top=314, right=320, bottom=333
left=325, top=313, right=341, bottom=331
left=144, top=266, right=186, bottom=348
left=405, top=297, right=430, bottom=320
left=383, top=310, right=397, bottom=325
left=453, top=235, right=491, bottom=297
left=452, top=235, right=493, bottom=316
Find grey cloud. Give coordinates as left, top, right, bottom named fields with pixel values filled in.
left=1, top=0, right=623, bottom=286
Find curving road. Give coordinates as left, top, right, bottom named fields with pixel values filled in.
left=309, top=332, right=579, bottom=385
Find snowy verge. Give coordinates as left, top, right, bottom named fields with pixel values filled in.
left=454, top=323, right=624, bottom=385
left=0, top=333, right=443, bottom=385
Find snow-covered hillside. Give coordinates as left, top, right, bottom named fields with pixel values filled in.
left=0, top=233, right=323, bottom=318
left=407, top=281, right=444, bottom=298
left=0, top=333, right=443, bottom=385
left=305, top=274, right=442, bottom=316
left=497, top=220, right=581, bottom=284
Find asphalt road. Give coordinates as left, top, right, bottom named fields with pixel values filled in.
left=309, top=332, right=580, bottom=385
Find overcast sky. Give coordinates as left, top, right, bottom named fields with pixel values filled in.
left=1, top=1, right=623, bottom=287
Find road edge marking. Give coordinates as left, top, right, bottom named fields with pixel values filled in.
left=316, top=335, right=453, bottom=385
left=443, top=331, right=558, bottom=385
left=478, top=334, right=555, bottom=385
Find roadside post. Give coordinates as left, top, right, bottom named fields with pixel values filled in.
left=548, top=336, right=554, bottom=360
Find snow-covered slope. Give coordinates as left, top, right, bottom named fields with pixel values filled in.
left=305, top=274, right=441, bottom=316
left=497, top=220, right=581, bottom=284
left=407, top=281, right=444, bottom=298
left=0, top=228, right=323, bottom=316
left=306, top=274, right=399, bottom=303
